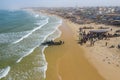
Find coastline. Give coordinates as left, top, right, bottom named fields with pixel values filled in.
left=0, top=8, right=119, bottom=80
left=44, top=19, right=105, bottom=80
left=29, top=9, right=120, bottom=80
left=27, top=9, right=104, bottom=80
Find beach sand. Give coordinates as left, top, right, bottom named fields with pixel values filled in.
left=44, top=20, right=104, bottom=80
left=65, top=21, right=120, bottom=80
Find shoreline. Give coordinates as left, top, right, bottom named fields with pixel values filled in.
left=44, top=19, right=105, bottom=80
left=28, top=10, right=104, bottom=80
left=28, top=9, right=120, bottom=80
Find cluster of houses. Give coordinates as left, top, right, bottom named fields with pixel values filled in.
left=36, top=7, right=120, bottom=26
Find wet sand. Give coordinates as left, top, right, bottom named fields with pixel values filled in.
left=44, top=20, right=105, bottom=80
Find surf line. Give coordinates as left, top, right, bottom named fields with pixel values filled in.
left=13, top=18, right=49, bottom=44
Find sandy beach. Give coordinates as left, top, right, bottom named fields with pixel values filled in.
left=0, top=1, right=120, bottom=79
left=44, top=20, right=105, bottom=80
left=65, top=20, right=120, bottom=80
left=29, top=8, right=120, bottom=80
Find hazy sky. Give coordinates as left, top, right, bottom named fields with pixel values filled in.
left=0, top=0, right=120, bottom=9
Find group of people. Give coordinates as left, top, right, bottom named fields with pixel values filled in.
left=118, top=44, right=120, bottom=49
left=78, top=27, right=120, bottom=49
left=41, top=40, right=64, bottom=46
left=78, top=28, right=109, bottom=46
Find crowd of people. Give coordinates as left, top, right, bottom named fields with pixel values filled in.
left=78, top=28, right=110, bottom=46
left=78, top=27, right=120, bottom=49
left=41, top=40, right=64, bottom=46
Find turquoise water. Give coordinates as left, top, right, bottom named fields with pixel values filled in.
left=0, top=10, right=62, bottom=80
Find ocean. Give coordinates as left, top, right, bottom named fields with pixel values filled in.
left=0, top=10, right=62, bottom=80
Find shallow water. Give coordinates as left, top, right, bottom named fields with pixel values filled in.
left=0, top=10, right=62, bottom=80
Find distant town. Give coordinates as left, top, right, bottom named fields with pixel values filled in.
left=30, top=6, right=120, bottom=26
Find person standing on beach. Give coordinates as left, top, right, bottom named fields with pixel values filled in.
left=105, top=42, right=108, bottom=46
left=90, top=38, right=93, bottom=46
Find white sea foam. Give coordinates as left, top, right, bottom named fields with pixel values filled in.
left=16, top=18, right=50, bottom=63
left=40, top=19, right=62, bottom=79
left=0, top=66, right=10, bottom=79
left=41, top=46, right=48, bottom=78
left=35, top=14, right=39, bottom=18
left=54, top=19, right=62, bottom=39
left=0, top=31, right=29, bottom=44
left=0, top=12, right=63, bottom=80
left=13, top=18, right=49, bottom=44
left=41, top=19, right=62, bottom=43
left=14, top=16, right=62, bottom=79
left=16, top=47, right=36, bottom=63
